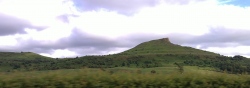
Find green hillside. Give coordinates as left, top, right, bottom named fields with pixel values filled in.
left=0, top=52, right=51, bottom=60
left=1, top=38, right=250, bottom=87
left=0, top=52, right=53, bottom=72
left=118, top=38, right=219, bottom=56
left=0, top=38, right=249, bottom=74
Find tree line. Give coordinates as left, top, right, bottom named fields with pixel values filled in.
left=0, top=53, right=250, bottom=74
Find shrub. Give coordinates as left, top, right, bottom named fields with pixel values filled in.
left=151, top=70, right=156, bottom=74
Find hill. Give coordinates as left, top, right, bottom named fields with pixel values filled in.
left=1, top=38, right=250, bottom=87
left=0, top=38, right=249, bottom=74
left=118, top=38, right=219, bottom=56
left=0, top=52, right=51, bottom=60
left=0, top=52, right=54, bottom=71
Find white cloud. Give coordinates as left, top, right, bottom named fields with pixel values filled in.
left=0, top=35, right=18, bottom=46
left=0, top=0, right=73, bottom=27
left=73, top=0, right=250, bottom=37
left=205, top=46, right=250, bottom=57
left=0, top=0, right=250, bottom=58
left=24, top=23, right=72, bottom=41
left=40, top=49, right=78, bottom=58
left=70, top=0, right=250, bottom=57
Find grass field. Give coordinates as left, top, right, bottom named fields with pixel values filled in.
left=0, top=66, right=250, bottom=88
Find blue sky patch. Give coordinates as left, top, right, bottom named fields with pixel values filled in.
left=219, top=0, right=250, bottom=7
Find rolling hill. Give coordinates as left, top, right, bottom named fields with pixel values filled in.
left=0, top=52, right=54, bottom=71
left=0, top=38, right=249, bottom=74
left=1, top=38, right=250, bottom=87
left=0, top=39, right=249, bottom=87
left=0, top=52, right=52, bottom=60
left=118, top=38, right=219, bottom=56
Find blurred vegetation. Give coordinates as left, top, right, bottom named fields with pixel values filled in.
left=0, top=67, right=250, bottom=88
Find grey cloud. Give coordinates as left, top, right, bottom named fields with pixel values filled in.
left=58, top=29, right=130, bottom=49
left=115, top=27, right=250, bottom=50
left=67, top=47, right=116, bottom=56
left=72, top=0, right=205, bottom=15
left=183, top=27, right=250, bottom=48
left=56, top=14, right=79, bottom=23
left=190, top=28, right=249, bottom=44
left=72, top=0, right=159, bottom=15
left=1, top=29, right=130, bottom=55
left=0, top=40, right=55, bottom=54
left=146, top=27, right=250, bottom=49
left=1, top=26, right=250, bottom=57
left=0, top=13, right=47, bottom=36
left=118, top=33, right=197, bottom=46
left=118, top=33, right=167, bottom=45
left=163, top=0, right=206, bottom=5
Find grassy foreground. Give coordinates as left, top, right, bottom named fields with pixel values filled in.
left=0, top=67, right=250, bottom=88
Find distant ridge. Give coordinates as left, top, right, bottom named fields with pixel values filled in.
left=0, top=38, right=219, bottom=59
left=0, top=52, right=51, bottom=59
left=118, top=38, right=219, bottom=56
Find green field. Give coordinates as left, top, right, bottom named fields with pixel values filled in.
left=0, top=66, right=250, bottom=88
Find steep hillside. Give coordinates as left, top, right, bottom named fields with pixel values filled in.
left=118, top=38, right=219, bottom=56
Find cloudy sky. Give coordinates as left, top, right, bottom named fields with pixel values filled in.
left=0, top=0, right=250, bottom=58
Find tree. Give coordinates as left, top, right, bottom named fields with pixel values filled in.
left=174, top=62, right=184, bottom=74
left=151, top=70, right=156, bottom=74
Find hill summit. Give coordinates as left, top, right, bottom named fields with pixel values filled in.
left=156, top=38, right=172, bottom=44
left=119, top=38, right=219, bottom=56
